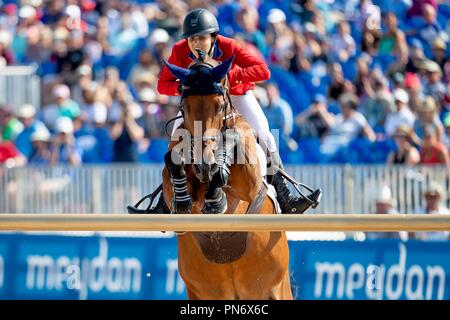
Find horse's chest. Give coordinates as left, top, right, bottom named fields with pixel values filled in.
left=194, top=232, right=248, bottom=264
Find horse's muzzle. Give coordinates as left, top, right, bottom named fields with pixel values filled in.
left=193, top=163, right=218, bottom=183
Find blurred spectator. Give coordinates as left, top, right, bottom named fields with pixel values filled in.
left=71, top=64, right=95, bottom=105
left=15, top=104, right=49, bottom=159
left=236, top=5, right=267, bottom=58
left=327, top=63, right=346, bottom=101
left=289, top=33, right=312, bottom=73
left=444, top=113, right=450, bottom=149
left=405, top=39, right=427, bottom=74
left=110, top=99, right=144, bottom=162
left=391, top=72, right=405, bottom=90
left=0, top=132, right=26, bottom=167
left=41, top=84, right=81, bottom=130
left=138, top=88, right=165, bottom=139
left=128, top=49, right=159, bottom=90
left=407, top=0, right=438, bottom=19
left=412, top=181, right=450, bottom=241
left=404, top=72, right=423, bottom=112
left=419, top=125, right=450, bottom=165
left=360, top=70, right=395, bottom=129
left=431, top=38, right=448, bottom=70
left=384, top=88, right=416, bottom=137
left=28, top=129, right=52, bottom=165
left=387, top=124, right=420, bottom=165
left=415, top=4, right=446, bottom=49
left=55, top=30, right=86, bottom=85
left=295, top=94, right=331, bottom=139
left=354, top=53, right=372, bottom=95
left=263, top=82, right=294, bottom=138
left=109, top=13, right=138, bottom=57
left=265, top=8, right=294, bottom=66
left=366, top=185, right=405, bottom=240
left=50, top=116, right=82, bottom=166
left=0, top=29, right=15, bottom=65
left=102, top=66, right=122, bottom=100
left=75, top=102, right=113, bottom=163
left=330, top=21, right=356, bottom=63
left=379, top=12, right=408, bottom=74
left=0, top=106, right=23, bottom=142
left=413, top=96, right=444, bottom=143
left=147, top=28, right=171, bottom=65
left=320, top=93, right=376, bottom=155
left=359, top=0, right=381, bottom=55
left=422, top=60, right=446, bottom=105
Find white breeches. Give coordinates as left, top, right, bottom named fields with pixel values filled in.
left=171, top=90, right=278, bottom=153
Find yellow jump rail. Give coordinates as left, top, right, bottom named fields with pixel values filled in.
left=0, top=214, right=449, bottom=232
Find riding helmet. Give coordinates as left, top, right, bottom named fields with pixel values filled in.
left=182, top=8, right=219, bottom=38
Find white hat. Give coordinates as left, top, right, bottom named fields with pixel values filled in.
left=77, top=65, right=92, bottom=76
left=31, top=129, right=51, bottom=142
left=393, top=88, right=409, bottom=104
left=28, top=0, right=43, bottom=8
left=65, top=5, right=81, bottom=17
left=16, top=104, right=36, bottom=118
left=424, top=181, right=445, bottom=198
left=88, top=102, right=107, bottom=123
left=267, top=9, right=286, bottom=24
left=149, top=28, right=169, bottom=46
left=18, top=5, right=36, bottom=19
left=55, top=117, right=74, bottom=134
left=0, top=30, right=12, bottom=46
left=375, top=185, right=394, bottom=204
left=53, top=84, right=71, bottom=99
left=139, top=88, right=156, bottom=103
left=304, top=22, right=317, bottom=34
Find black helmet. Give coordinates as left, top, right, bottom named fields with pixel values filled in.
left=182, top=8, right=219, bottom=38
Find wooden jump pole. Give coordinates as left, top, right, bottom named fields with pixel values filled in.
left=0, top=214, right=449, bottom=232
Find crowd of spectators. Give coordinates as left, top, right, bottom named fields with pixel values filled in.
left=0, top=0, right=449, bottom=168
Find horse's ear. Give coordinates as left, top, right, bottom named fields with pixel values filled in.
left=163, top=60, right=192, bottom=84
left=211, top=56, right=234, bottom=82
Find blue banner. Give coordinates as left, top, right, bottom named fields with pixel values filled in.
left=0, top=234, right=449, bottom=300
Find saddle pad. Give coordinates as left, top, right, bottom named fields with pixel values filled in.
left=264, top=180, right=282, bottom=214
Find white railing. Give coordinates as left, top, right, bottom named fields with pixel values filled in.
left=0, top=65, right=40, bottom=110
left=0, top=165, right=448, bottom=214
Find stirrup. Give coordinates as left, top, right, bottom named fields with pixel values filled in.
left=275, top=168, right=322, bottom=210
left=127, top=184, right=163, bottom=214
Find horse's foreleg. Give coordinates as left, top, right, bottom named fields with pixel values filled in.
left=202, top=131, right=239, bottom=214
left=164, top=149, right=192, bottom=214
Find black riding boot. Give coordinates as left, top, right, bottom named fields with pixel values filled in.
left=267, top=152, right=322, bottom=213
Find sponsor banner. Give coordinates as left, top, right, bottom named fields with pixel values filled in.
left=0, top=235, right=448, bottom=300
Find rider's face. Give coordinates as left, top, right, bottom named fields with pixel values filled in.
left=188, top=34, right=213, bottom=58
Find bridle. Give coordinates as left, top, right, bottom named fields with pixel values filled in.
left=165, top=53, right=238, bottom=143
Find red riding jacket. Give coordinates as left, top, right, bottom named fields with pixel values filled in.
left=157, top=35, right=270, bottom=96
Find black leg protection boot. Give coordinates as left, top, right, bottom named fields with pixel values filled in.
left=267, top=151, right=322, bottom=213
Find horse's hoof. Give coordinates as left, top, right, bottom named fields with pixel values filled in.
left=202, top=191, right=227, bottom=214
left=174, top=199, right=192, bottom=214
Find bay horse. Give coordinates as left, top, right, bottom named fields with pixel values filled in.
left=160, top=53, right=293, bottom=300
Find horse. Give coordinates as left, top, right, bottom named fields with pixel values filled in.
left=160, top=53, right=293, bottom=300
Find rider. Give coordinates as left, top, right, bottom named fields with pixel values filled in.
left=128, top=8, right=321, bottom=214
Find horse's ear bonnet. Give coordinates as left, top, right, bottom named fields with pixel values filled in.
left=210, top=56, right=234, bottom=83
